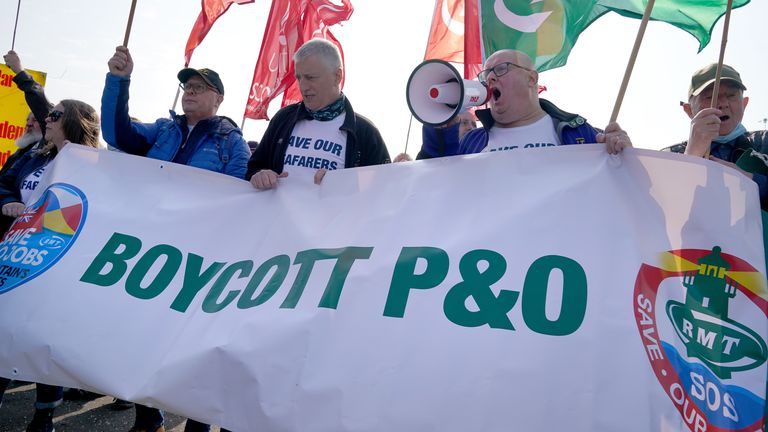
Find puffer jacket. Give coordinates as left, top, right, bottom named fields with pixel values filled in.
left=101, top=73, right=249, bottom=178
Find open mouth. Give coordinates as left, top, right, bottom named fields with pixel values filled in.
left=492, top=88, right=501, bottom=101
left=719, top=115, right=730, bottom=121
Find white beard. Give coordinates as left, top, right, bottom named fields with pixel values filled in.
left=15, top=132, right=43, bottom=149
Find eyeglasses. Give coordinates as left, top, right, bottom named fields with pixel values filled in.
left=47, top=110, right=64, bottom=122
left=477, top=62, right=532, bottom=85
left=179, top=82, right=216, bottom=95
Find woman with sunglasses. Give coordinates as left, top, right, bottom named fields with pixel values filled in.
left=0, top=99, right=99, bottom=432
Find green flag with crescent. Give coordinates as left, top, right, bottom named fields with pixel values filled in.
left=478, top=0, right=750, bottom=72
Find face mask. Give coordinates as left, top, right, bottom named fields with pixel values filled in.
left=713, top=123, right=747, bottom=144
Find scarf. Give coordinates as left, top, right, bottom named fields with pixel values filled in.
left=306, top=94, right=346, bottom=121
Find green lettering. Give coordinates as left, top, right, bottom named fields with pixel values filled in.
left=383, top=247, right=448, bottom=318
left=281, top=248, right=372, bottom=309
left=203, top=260, right=253, bottom=313
left=125, top=244, right=182, bottom=300
left=522, top=255, right=587, bottom=336
left=443, top=249, right=517, bottom=330
left=238, top=255, right=291, bottom=309
left=79, top=233, right=142, bottom=286
left=170, top=254, right=226, bottom=313
left=318, top=247, right=373, bottom=309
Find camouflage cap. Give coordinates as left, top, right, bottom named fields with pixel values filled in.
left=689, top=63, right=746, bottom=98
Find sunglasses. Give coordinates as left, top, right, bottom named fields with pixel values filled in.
left=47, top=110, right=64, bottom=122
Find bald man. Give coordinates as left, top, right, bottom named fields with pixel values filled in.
left=459, top=50, right=631, bottom=155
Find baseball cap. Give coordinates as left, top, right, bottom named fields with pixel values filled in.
left=177, top=68, right=225, bottom=95
left=688, top=63, right=746, bottom=98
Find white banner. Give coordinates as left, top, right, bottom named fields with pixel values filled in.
left=0, top=145, right=765, bottom=432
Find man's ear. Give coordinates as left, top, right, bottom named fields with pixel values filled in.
left=743, top=95, right=750, bottom=110
left=335, top=67, right=343, bottom=86
left=682, top=102, right=695, bottom=119
left=215, top=94, right=224, bottom=109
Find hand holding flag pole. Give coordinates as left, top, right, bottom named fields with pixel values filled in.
left=709, top=0, right=734, bottom=113
left=703, top=0, right=735, bottom=158
left=123, top=0, right=138, bottom=47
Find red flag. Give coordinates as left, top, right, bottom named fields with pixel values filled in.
left=244, top=0, right=353, bottom=120
left=184, top=0, right=255, bottom=66
left=425, top=0, right=464, bottom=63
left=424, top=0, right=481, bottom=79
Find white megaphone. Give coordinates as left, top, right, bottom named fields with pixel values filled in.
left=406, top=59, right=490, bottom=126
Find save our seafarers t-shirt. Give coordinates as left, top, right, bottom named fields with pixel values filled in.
left=483, top=114, right=560, bottom=152
left=19, top=162, right=50, bottom=205
left=283, top=114, right=347, bottom=177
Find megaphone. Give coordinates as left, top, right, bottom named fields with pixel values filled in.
left=406, top=59, right=490, bottom=126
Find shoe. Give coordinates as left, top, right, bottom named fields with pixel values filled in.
left=25, top=408, right=54, bottom=432
left=127, top=427, right=165, bottom=432
left=63, top=388, right=101, bottom=401
left=110, top=398, right=134, bottom=410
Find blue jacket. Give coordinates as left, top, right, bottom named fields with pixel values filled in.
left=101, top=73, right=250, bottom=178
left=458, top=99, right=599, bottom=154
left=417, top=122, right=462, bottom=160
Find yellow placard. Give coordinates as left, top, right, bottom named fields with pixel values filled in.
left=0, top=64, right=47, bottom=168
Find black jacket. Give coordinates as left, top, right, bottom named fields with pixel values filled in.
left=663, top=131, right=768, bottom=210
left=1, top=71, right=51, bottom=179
left=0, top=148, right=56, bottom=208
left=246, top=98, right=390, bottom=179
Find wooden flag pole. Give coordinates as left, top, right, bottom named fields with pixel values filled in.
left=11, top=0, right=21, bottom=50
left=123, top=0, right=138, bottom=47
left=609, top=0, right=655, bottom=124
left=709, top=0, right=734, bottom=111
left=702, top=0, right=734, bottom=159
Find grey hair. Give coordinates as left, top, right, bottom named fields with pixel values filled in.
left=294, top=38, right=341, bottom=70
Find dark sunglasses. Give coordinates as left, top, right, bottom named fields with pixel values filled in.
left=47, top=110, right=64, bottom=122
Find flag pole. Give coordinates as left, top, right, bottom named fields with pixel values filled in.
left=709, top=0, right=734, bottom=111
left=609, top=0, right=655, bottom=123
left=170, top=59, right=187, bottom=113
left=171, top=86, right=182, bottom=112
left=404, top=0, right=443, bottom=156
left=702, top=0, right=734, bottom=159
left=403, top=116, right=413, bottom=154
left=123, top=0, right=138, bottom=47
left=11, top=0, right=21, bottom=50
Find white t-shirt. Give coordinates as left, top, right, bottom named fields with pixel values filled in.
left=483, top=114, right=560, bottom=152
left=283, top=114, right=347, bottom=178
left=20, top=162, right=50, bottom=204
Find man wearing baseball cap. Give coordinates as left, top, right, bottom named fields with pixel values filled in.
left=101, top=46, right=244, bottom=432
left=667, top=63, right=768, bottom=209
left=101, top=46, right=249, bottom=182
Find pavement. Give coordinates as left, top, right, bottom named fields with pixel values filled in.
left=0, top=382, right=224, bottom=431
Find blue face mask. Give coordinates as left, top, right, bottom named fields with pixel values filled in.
left=714, top=123, right=747, bottom=144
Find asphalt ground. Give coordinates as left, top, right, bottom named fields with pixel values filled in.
left=0, top=381, right=225, bottom=431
